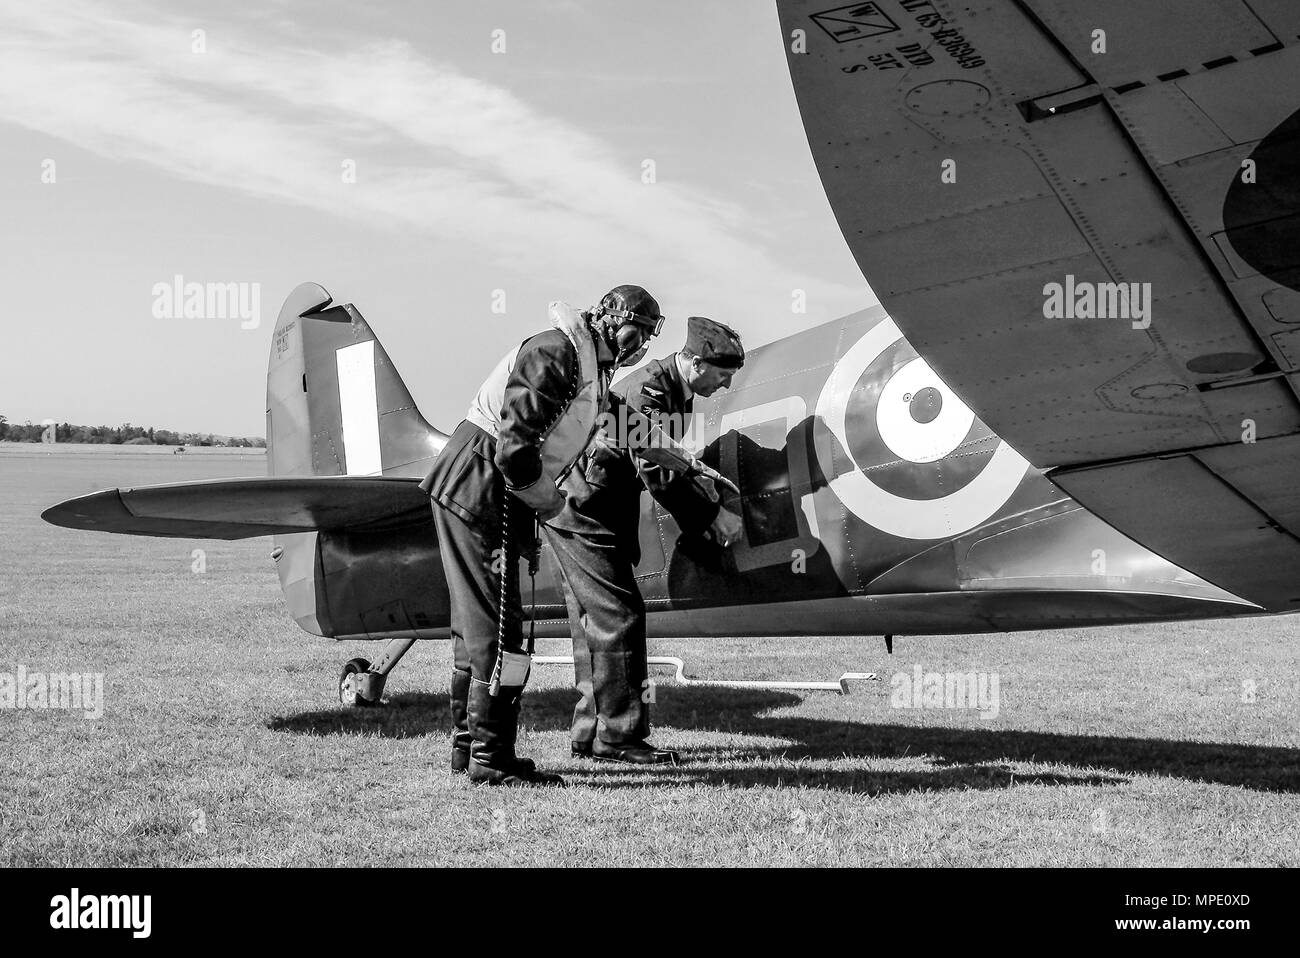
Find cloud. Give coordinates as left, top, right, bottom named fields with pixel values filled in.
left=0, top=0, right=867, bottom=329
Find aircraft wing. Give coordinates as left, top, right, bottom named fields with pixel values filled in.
left=41, top=476, right=431, bottom=540
left=779, top=0, right=1300, bottom=611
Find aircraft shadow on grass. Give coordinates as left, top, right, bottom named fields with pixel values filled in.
left=268, top=686, right=1299, bottom=795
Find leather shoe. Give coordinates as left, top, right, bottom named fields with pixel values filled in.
left=571, top=741, right=594, bottom=759
left=592, top=739, right=680, bottom=766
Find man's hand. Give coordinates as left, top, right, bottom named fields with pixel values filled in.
left=709, top=507, right=744, bottom=549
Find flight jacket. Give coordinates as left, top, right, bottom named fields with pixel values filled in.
left=422, top=302, right=610, bottom=526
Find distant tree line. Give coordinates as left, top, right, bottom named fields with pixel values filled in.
left=0, top=414, right=265, bottom=447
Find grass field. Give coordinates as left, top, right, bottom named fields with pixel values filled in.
left=1, top=443, right=1297, bottom=867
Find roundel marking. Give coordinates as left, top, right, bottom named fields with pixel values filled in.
left=909, top=386, right=943, bottom=424
left=1222, top=105, right=1300, bottom=291
left=877, top=358, right=974, bottom=463
left=815, top=317, right=1030, bottom=540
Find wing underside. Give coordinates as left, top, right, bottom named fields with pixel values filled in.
left=780, top=0, right=1300, bottom=611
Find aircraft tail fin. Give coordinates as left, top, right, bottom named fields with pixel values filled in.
left=266, top=283, right=447, bottom=478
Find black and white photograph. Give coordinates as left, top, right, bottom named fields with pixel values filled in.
left=0, top=0, right=1293, bottom=930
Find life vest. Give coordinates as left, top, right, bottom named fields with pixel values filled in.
left=465, top=301, right=607, bottom=496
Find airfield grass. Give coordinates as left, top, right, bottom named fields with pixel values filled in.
left=1, top=443, right=1297, bottom=867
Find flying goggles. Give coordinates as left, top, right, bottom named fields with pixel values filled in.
left=596, top=305, right=666, bottom=337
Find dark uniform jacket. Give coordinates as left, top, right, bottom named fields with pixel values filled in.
left=554, top=356, right=720, bottom=564
left=421, top=329, right=596, bottom=532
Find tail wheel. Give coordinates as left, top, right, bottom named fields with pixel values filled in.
left=339, top=657, right=373, bottom=707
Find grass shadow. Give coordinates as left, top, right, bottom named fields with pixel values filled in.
left=267, top=692, right=451, bottom=739
left=267, top=685, right=1300, bottom=793
left=561, top=764, right=1126, bottom=794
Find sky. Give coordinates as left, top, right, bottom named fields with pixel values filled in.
left=0, top=0, right=875, bottom=437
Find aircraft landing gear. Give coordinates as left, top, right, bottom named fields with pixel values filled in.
left=337, top=637, right=418, bottom=707
left=338, top=658, right=377, bottom=706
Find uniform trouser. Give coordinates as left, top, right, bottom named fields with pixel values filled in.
left=543, top=526, right=649, bottom=746
left=432, top=499, right=530, bottom=768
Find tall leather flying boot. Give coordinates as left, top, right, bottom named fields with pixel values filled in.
left=449, top=669, right=472, bottom=773
left=466, top=681, right=564, bottom=787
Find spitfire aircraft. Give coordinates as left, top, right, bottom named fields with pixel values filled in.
left=42, top=0, right=1294, bottom=705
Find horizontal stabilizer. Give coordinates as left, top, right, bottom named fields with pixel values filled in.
left=41, top=476, right=431, bottom=540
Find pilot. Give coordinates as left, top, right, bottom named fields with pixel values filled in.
left=421, top=285, right=664, bottom=786
left=545, top=315, right=746, bottom=765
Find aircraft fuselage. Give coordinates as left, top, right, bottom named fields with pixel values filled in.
left=271, top=305, right=1255, bottom=641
